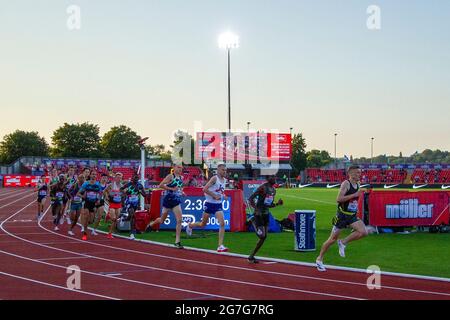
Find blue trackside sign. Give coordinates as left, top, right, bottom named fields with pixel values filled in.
left=294, top=210, right=316, bottom=251
left=159, top=196, right=231, bottom=231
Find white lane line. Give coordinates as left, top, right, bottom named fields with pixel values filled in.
left=35, top=212, right=364, bottom=300
left=0, top=270, right=119, bottom=300
left=53, top=215, right=450, bottom=295
left=0, top=192, right=35, bottom=210
left=37, top=256, right=93, bottom=261
left=0, top=202, right=239, bottom=300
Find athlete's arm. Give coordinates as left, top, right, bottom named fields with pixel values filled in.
left=248, top=186, right=264, bottom=209
left=203, top=176, right=220, bottom=200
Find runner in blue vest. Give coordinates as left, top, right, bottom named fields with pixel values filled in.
left=149, top=165, right=185, bottom=248
left=121, top=174, right=146, bottom=240
left=77, top=171, right=102, bottom=241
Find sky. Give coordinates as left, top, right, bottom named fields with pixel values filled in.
left=0, top=0, right=449, bottom=159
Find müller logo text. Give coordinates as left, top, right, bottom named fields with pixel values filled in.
left=386, top=199, right=433, bottom=219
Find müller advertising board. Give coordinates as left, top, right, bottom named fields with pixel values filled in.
left=365, top=191, right=450, bottom=227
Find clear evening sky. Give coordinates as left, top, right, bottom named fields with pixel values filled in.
left=0, top=0, right=449, bottom=158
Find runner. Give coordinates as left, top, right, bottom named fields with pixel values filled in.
left=67, top=175, right=86, bottom=236
left=103, top=172, right=124, bottom=239
left=62, top=167, right=77, bottom=225
left=121, top=174, right=146, bottom=240
left=186, top=164, right=229, bottom=252
left=49, top=168, right=59, bottom=189
left=77, top=170, right=102, bottom=241
left=35, top=176, right=48, bottom=220
left=247, top=175, right=283, bottom=263
left=316, top=165, right=368, bottom=272
left=91, top=173, right=109, bottom=236
left=149, top=165, right=185, bottom=248
left=49, top=175, right=67, bottom=231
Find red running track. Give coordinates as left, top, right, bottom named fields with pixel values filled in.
left=0, top=188, right=449, bottom=300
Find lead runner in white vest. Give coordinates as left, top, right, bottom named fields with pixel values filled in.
left=186, top=164, right=229, bottom=252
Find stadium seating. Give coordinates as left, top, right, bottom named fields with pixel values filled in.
left=306, top=169, right=407, bottom=184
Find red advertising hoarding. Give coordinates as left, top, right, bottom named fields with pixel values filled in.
left=367, top=191, right=450, bottom=227
left=195, top=132, right=292, bottom=162
left=3, top=175, right=48, bottom=187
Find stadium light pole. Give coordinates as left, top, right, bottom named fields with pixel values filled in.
left=371, top=137, right=374, bottom=164
left=218, top=31, right=239, bottom=133
left=247, top=121, right=251, bottom=132
left=334, top=133, right=338, bottom=168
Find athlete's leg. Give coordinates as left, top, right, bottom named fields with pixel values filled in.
left=215, top=211, right=226, bottom=247
left=189, top=213, right=210, bottom=229
left=316, top=227, right=342, bottom=262
left=129, top=207, right=136, bottom=235
left=172, top=205, right=183, bottom=244
left=341, top=220, right=368, bottom=245
left=150, top=207, right=170, bottom=227
left=249, top=215, right=268, bottom=259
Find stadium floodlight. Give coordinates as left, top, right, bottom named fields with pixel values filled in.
left=218, top=32, right=239, bottom=49
left=218, top=31, right=239, bottom=132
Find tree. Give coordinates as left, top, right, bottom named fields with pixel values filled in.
left=51, top=123, right=102, bottom=158
left=306, top=149, right=332, bottom=168
left=147, top=144, right=172, bottom=161
left=101, top=125, right=141, bottom=159
left=290, top=133, right=307, bottom=175
left=0, top=130, right=49, bottom=164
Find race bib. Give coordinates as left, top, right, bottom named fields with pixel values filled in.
left=73, top=196, right=82, bottom=203
left=113, top=195, right=122, bottom=203
left=264, top=195, right=274, bottom=206
left=86, top=191, right=97, bottom=201
left=348, top=200, right=358, bottom=213
left=39, top=190, right=47, bottom=196
left=56, top=192, right=64, bottom=199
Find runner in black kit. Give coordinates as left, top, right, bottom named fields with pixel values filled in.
left=36, top=176, right=48, bottom=220
left=316, top=165, right=368, bottom=272
left=247, top=175, right=283, bottom=263
left=50, top=176, right=67, bottom=231
left=67, top=175, right=86, bottom=236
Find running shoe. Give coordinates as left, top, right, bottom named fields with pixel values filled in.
left=59, top=217, right=64, bottom=225
left=54, top=226, right=59, bottom=231
left=68, top=230, right=75, bottom=236
left=81, top=226, right=85, bottom=233
left=66, top=216, right=71, bottom=225
left=130, top=233, right=135, bottom=240
left=217, top=245, right=229, bottom=253
left=248, top=256, right=259, bottom=264
left=185, top=224, right=192, bottom=237
left=81, top=234, right=88, bottom=241
left=91, top=230, right=98, bottom=236
left=174, top=242, right=184, bottom=249
left=107, top=233, right=113, bottom=239
left=337, top=240, right=346, bottom=258
left=316, top=259, right=326, bottom=272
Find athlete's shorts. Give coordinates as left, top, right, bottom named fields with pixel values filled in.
left=37, top=196, right=46, bottom=203
left=162, top=194, right=181, bottom=209
left=70, top=202, right=83, bottom=212
left=63, top=196, right=69, bottom=205
left=109, top=202, right=122, bottom=210
left=204, top=202, right=223, bottom=215
left=84, top=201, right=97, bottom=213
left=332, top=211, right=359, bottom=230
left=253, top=212, right=270, bottom=228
